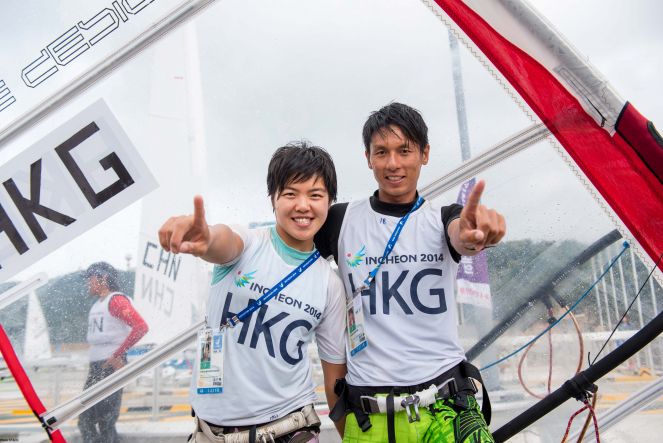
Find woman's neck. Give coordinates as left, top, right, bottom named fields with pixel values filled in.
left=275, top=224, right=314, bottom=252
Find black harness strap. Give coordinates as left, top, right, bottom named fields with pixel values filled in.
left=248, top=425, right=256, bottom=443
left=386, top=389, right=396, bottom=443
left=330, top=379, right=348, bottom=423
left=354, top=405, right=372, bottom=431
left=331, top=378, right=371, bottom=431
left=458, top=361, right=492, bottom=425
left=329, top=361, right=492, bottom=438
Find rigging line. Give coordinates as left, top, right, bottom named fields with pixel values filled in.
left=570, top=311, right=585, bottom=374
left=517, top=310, right=584, bottom=399
left=589, top=249, right=663, bottom=366
left=560, top=391, right=601, bottom=443
left=480, top=242, right=629, bottom=371
left=547, top=322, right=553, bottom=395
left=575, top=386, right=600, bottom=443
left=518, top=308, right=554, bottom=399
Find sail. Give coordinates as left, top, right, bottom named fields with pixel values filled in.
left=0, top=1, right=660, bottom=442
left=24, top=291, right=52, bottom=361
left=131, top=22, right=208, bottom=346
left=423, top=0, right=663, bottom=277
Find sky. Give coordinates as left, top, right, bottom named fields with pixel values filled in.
left=0, top=0, right=660, bottom=284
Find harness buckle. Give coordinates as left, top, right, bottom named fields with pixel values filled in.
left=360, top=396, right=381, bottom=414
left=401, top=395, right=421, bottom=423
left=436, top=378, right=458, bottom=399
left=467, top=377, right=478, bottom=394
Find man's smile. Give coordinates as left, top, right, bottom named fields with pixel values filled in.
left=386, top=175, right=406, bottom=184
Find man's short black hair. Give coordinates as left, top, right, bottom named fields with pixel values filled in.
left=362, top=102, right=429, bottom=154
left=267, top=141, right=338, bottom=203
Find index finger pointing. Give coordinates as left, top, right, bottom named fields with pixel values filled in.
left=192, top=195, right=206, bottom=227
left=465, top=180, right=486, bottom=214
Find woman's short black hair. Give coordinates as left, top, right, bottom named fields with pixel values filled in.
left=267, top=141, right=338, bottom=203
left=106, top=277, right=120, bottom=292
left=81, top=262, right=120, bottom=291
left=362, top=102, right=429, bottom=154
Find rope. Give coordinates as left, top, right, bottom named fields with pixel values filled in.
left=576, top=388, right=599, bottom=443
left=517, top=337, right=543, bottom=399
left=547, top=326, right=553, bottom=395
left=518, top=310, right=584, bottom=399
left=559, top=394, right=600, bottom=443
left=492, top=305, right=663, bottom=443
left=589, top=250, right=663, bottom=366
left=481, top=242, right=629, bottom=371
left=517, top=310, right=554, bottom=399
left=570, top=312, right=585, bottom=374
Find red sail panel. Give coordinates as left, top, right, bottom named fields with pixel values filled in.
left=0, top=324, right=67, bottom=442
left=433, top=0, right=663, bottom=267
left=615, top=102, right=663, bottom=185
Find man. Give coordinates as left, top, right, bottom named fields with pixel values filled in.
left=80, top=262, right=148, bottom=443
left=316, top=103, right=506, bottom=443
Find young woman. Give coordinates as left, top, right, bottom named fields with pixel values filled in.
left=159, top=142, right=347, bottom=443
left=80, top=262, right=148, bottom=443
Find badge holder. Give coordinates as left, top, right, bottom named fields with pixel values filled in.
left=196, top=326, right=225, bottom=394
left=347, top=287, right=368, bottom=356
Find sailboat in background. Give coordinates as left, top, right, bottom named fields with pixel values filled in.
left=24, top=292, right=52, bottom=362
left=131, top=21, right=209, bottom=348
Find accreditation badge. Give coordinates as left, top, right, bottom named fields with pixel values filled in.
left=347, top=294, right=368, bottom=356
left=197, top=328, right=224, bottom=394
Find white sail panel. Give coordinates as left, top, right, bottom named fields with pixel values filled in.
left=24, top=291, right=52, bottom=361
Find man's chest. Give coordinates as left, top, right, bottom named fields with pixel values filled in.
left=338, top=209, right=456, bottom=318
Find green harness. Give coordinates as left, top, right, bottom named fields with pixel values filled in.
left=343, top=395, right=493, bottom=443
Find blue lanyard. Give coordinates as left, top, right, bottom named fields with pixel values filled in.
left=358, top=196, right=423, bottom=292
left=222, top=250, right=321, bottom=328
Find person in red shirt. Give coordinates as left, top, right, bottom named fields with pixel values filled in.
left=79, top=262, right=148, bottom=443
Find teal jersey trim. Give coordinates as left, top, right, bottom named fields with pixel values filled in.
left=212, top=262, right=236, bottom=285
left=211, top=226, right=316, bottom=285
left=269, top=225, right=315, bottom=266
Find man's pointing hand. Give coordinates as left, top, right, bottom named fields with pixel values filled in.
left=456, top=180, right=506, bottom=252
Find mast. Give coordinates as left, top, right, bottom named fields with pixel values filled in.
left=448, top=31, right=497, bottom=387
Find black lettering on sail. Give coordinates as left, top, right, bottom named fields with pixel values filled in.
left=3, top=159, right=76, bottom=243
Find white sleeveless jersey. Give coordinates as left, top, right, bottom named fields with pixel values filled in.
left=338, top=198, right=465, bottom=386
left=87, top=293, right=133, bottom=362
left=190, top=226, right=346, bottom=426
